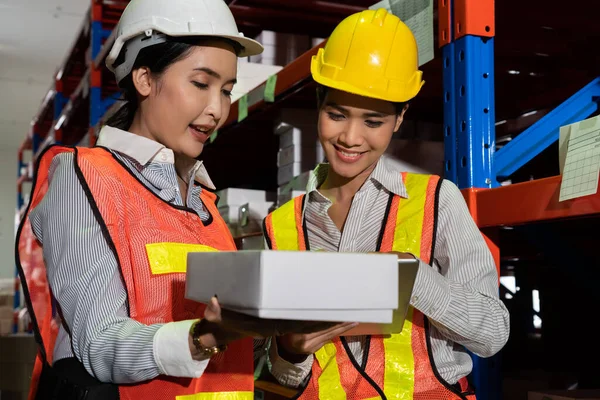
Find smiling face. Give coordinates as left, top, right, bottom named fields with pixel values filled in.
left=131, top=40, right=238, bottom=159
left=318, top=88, right=406, bottom=180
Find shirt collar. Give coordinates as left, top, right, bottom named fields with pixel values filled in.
left=96, top=125, right=216, bottom=189
left=306, top=156, right=408, bottom=199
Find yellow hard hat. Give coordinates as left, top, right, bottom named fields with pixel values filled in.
left=311, top=8, right=424, bottom=103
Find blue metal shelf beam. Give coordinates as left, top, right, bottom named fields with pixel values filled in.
left=91, top=21, right=113, bottom=61
left=53, top=93, right=69, bottom=122
left=494, top=78, right=600, bottom=181
left=90, top=88, right=119, bottom=128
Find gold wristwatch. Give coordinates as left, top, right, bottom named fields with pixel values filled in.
left=190, top=319, right=228, bottom=357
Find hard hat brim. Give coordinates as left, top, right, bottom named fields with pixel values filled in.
left=106, top=30, right=264, bottom=74
left=311, top=54, right=424, bottom=104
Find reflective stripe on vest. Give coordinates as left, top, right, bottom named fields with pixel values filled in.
left=263, top=172, right=472, bottom=400
left=379, top=172, right=438, bottom=398
left=264, top=195, right=306, bottom=251
left=17, top=145, right=254, bottom=400
left=146, top=243, right=219, bottom=274
left=176, top=392, right=254, bottom=400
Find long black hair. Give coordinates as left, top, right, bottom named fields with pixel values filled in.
left=106, top=36, right=242, bottom=131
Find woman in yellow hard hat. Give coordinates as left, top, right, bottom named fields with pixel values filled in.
left=263, top=8, right=509, bottom=399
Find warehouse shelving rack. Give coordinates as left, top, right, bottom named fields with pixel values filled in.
left=89, top=0, right=129, bottom=146
left=15, top=0, right=600, bottom=398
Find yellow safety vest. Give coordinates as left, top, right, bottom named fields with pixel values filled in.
left=264, top=172, right=475, bottom=400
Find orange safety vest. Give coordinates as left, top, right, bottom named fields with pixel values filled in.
left=16, top=145, right=254, bottom=400
left=263, top=172, right=476, bottom=400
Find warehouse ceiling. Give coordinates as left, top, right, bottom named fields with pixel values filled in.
left=0, top=0, right=88, bottom=151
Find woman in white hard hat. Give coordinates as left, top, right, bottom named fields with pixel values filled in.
left=263, top=9, right=509, bottom=399
left=15, top=1, right=284, bottom=399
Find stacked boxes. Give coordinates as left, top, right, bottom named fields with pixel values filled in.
left=230, top=59, right=283, bottom=103
left=216, top=188, right=274, bottom=237
left=275, top=109, right=324, bottom=205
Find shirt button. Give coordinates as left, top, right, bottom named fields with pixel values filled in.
left=412, top=295, right=419, bottom=303
left=161, top=154, right=167, bottom=161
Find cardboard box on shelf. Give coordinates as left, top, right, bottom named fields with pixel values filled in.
left=0, top=278, right=14, bottom=307
left=216, top=188, right=271, bottom=208
left=278, top=171, right=312, bottom=193
left=278, top=162, right=314, bottom=186
left=230, top=61, right=283, bottom=103
left=0, top=305, right=14, bottom=320
left=311, top=37, right=326, bottom=47
left=276, top=126, right=319, bottom=149
left=0, top=294, right=13, bottom=307
left=277, top=143, right=319, bottom=168
left=219, top=202, right=274, bottom=237
left=186, top=251, right=401, bottom=323
left=0, top=319, right=12, bottom=336
left=218, top=202, right=274, bottom=226
left=528, top=390, right=600, bottom=400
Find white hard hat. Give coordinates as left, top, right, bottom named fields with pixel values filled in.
left=106, top=0, right=264, bottom=83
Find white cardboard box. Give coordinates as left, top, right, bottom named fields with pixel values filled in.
left=216, top=188, right=269, bottom=207
left=218, top=202, right=274, bottom=225
left=277, top=141, right=324, bottom=167
left=185, top=250, right=399, bottom=323
left=277, top=126, right=318, bottom=149
left=230, top=62, right=283, bottom=103
left=277, top=163, right=305, bottom=185
left=278, top=171, right=312, bottom=193
left=277, top=145, right=300, bottom=167
left=277, top=144, right=318, bottom=167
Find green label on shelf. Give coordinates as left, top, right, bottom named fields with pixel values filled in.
left=281, top=175, right=297, bottom=193
left=264, top=74, right=278, bottom=103
left=238, top=94, right=249, bottom=122
left=209, top=130, right=218, bottom=143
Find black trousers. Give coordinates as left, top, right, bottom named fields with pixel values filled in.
left=35, top=358, right=119, bottom=400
